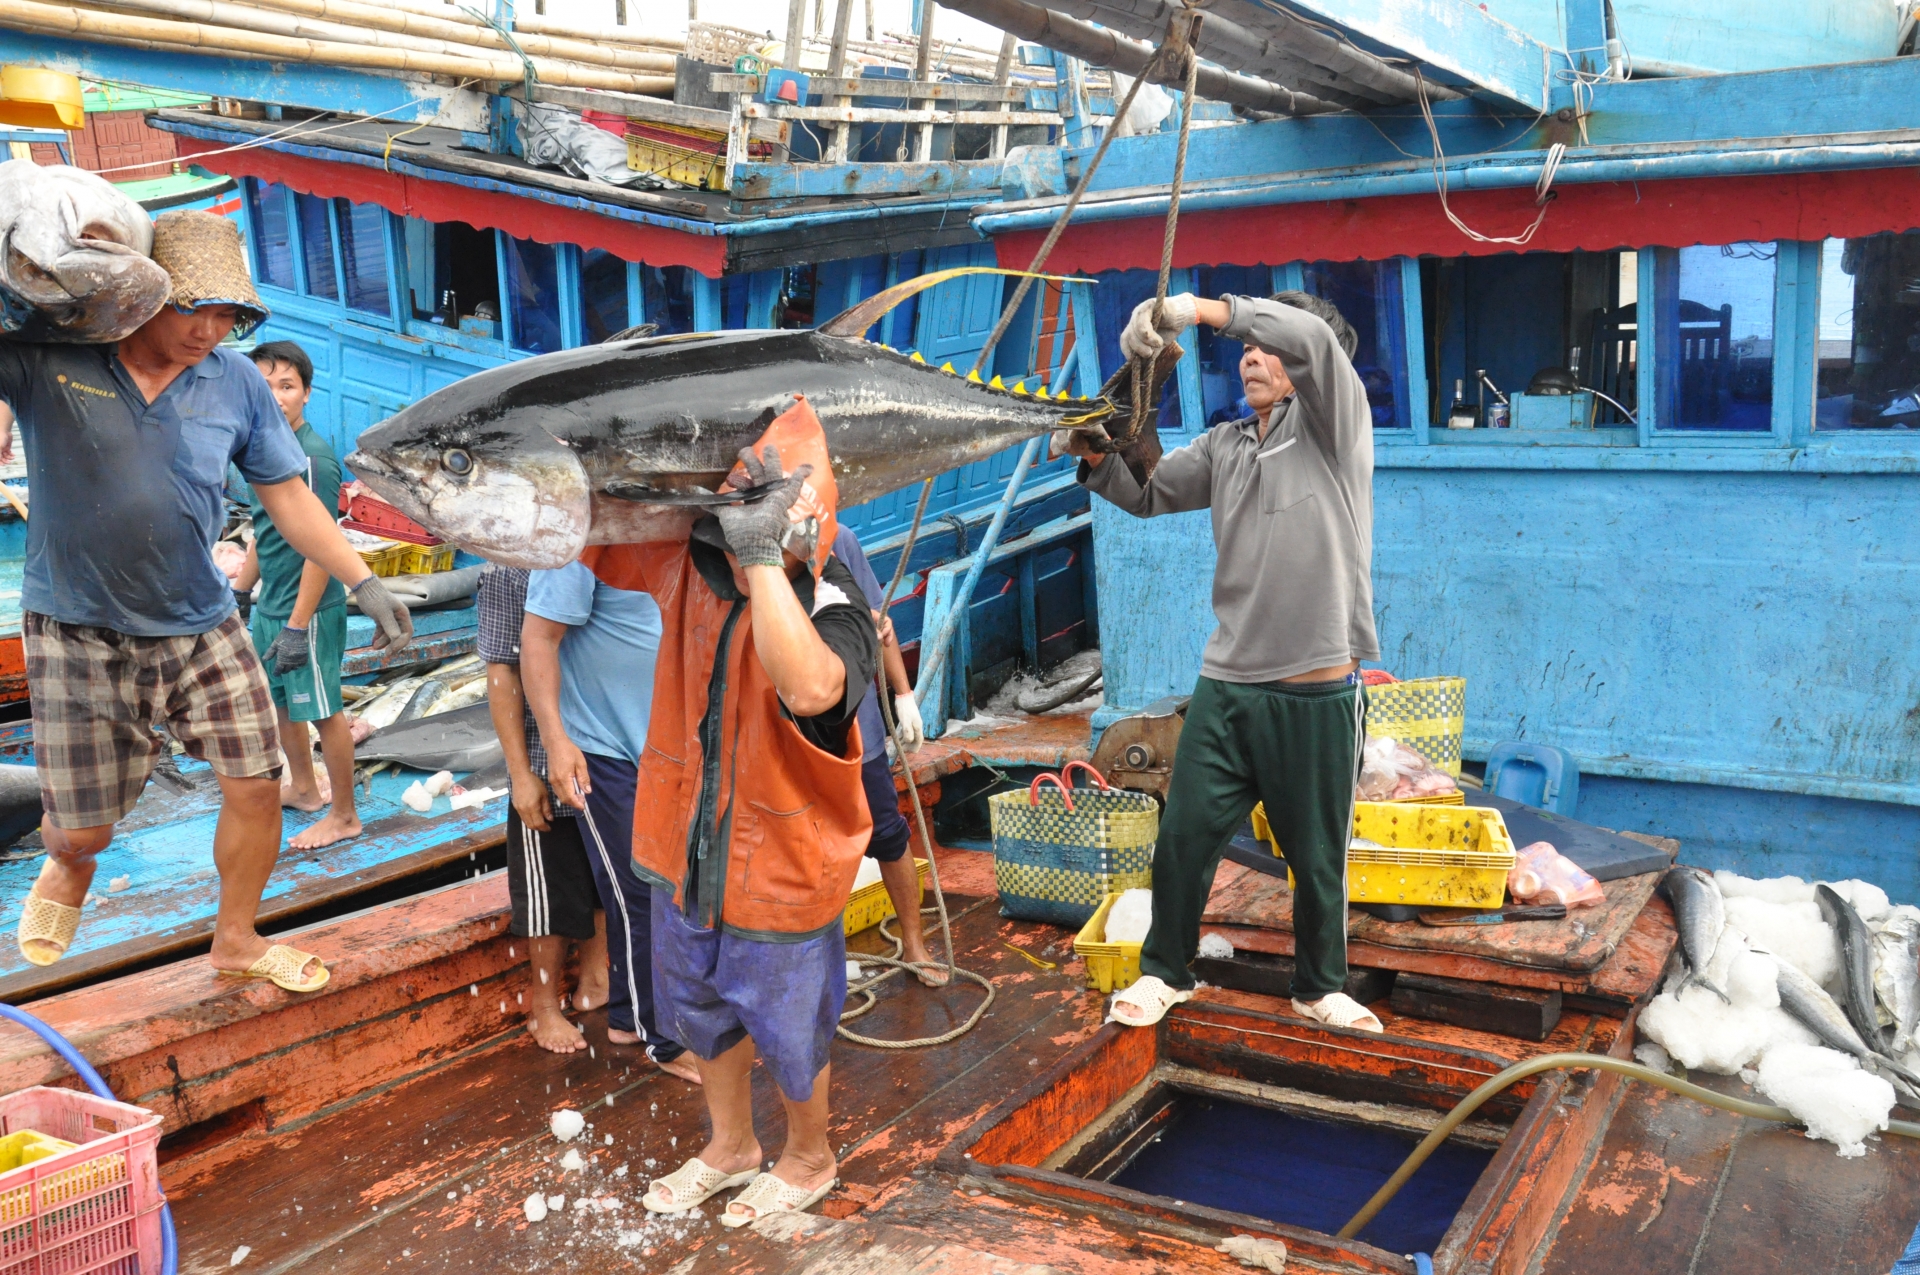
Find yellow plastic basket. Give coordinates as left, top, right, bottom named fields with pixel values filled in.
left=842, top=858, right=930, bottom=936
left=1073, top=893, right=1143, bottom=994
left=1252, top=800, right=1515, bottom=909
left=397, top=542, right=455, bottom=575
left=1366, top=676, right=1467, bottom=776
left=355, top=540, right=404, bottom=578
left=626, top=130, right=728, bottom=190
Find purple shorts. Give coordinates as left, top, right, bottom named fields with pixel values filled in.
left=650, top=893, right=847, bottom=1101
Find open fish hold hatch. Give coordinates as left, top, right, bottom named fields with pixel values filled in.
left=940, top=989, right=1636, bottom=1274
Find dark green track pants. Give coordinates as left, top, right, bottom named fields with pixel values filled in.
left=1139, top=675, right=1365, bottom=998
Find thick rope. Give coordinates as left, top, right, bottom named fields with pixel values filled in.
left=838, top=915, right=996, bottom=1049
left=1131, top=11, right=1201, bottom=441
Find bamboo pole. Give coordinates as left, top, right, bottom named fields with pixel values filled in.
left=161, top=0, right=679, bottom=72
left=509, top=15, right=681, bottom=49
left=89, top=0, right=676, bottom=73
left=0, top=0, right=674, bottom=93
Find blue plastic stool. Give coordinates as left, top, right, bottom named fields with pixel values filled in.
left=1483, top=740, right=1580, bottom=815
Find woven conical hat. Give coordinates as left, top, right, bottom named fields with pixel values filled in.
left=149, top=210, right=269, bottom=338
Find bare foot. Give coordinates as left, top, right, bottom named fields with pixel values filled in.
left=279, top=779, right=328, bottom=813
left=656, top=1053, right=703, bottom=1084
left=289, top=808, right=362, bottom=850
left=607, top=1026, right=641, bottom=1046
left=527, top=1003, right=586, bottom=1054
left=575, top=967, right=609, bottom=1013
left=901, top=940, right=950, bottom=987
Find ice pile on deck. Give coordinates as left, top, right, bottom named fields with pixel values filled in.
left=1637, top=871, right=1919, bottom=1156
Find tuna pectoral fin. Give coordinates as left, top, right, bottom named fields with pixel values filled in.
left=817, top=266, right=1086, bottom=339
left=603, top=480, right=780, bottom=506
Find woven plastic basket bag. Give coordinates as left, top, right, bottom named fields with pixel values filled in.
left=990, top=761, right=1158, bottom=928
left=1364, top=675, right=1467, bottom=777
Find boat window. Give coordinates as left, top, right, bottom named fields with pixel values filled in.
left=295, top=193, right=337, bottom=301
left=1193, top=265, right=1269, bottom=427
left=882, top=250, right=924, bottom=350
left=640, top=265, right=695, bottom=334
left=1421, top=250, right=1637, bottom=428
left=1650, top=244, right=1776, bottom=431
left=779, top=265, right=816, bottom=329
left=1304, top=260, right=1411, bottom=431
left=1085, top=267, right=1184, bottom=432
left=423, top=222, right=501, bottom=334
left=578, top=247, right=630, bottom=345
left=335, top=200, right=390, bottom=318
left=505, top=236, right=563, bottom=353
left=1814, top=231, right=1920, bottom=429
left=245, top=180, right=294, bottom=291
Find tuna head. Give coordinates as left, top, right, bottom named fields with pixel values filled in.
left=348, top=409, right=590, bottom=570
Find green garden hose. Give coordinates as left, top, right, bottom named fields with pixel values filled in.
left=1338, top=1052, right=1920, bottom=1240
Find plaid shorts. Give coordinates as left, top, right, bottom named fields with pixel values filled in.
left=24, top=611, right=281, bottom=829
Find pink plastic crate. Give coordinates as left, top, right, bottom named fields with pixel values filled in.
left=0, top=1088, right=162, bottom=1275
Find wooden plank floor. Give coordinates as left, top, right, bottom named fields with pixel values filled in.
left=161, top=889, right=1111, bottom=1274
left=1537, top=1073, right=1920, bottom=1275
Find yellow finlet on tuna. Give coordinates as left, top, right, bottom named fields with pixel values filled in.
left=910, top=351, right=925, bottom=363
left=989, top=375, right=1005, bottom=389
left=1011, top=381, right=1028, bottom=395
left=941, top=362, right=955, bottom=374
left=967, top=369, right=983, bottom=383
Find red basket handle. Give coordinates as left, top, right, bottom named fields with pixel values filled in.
left=1027, top=772, right=1073, bottom=812
left=1059, top=760, right=1111, bottom=791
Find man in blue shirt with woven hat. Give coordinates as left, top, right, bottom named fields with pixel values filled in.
left=0, top=208, right=413, bottom=993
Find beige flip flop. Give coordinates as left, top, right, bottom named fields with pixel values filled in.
left=217, top=944, right=330, bottom=993
left=1292, top=992, right=1384, bottom=1034
left=17, top=888, right=81, bottom=968
left=719, top=1171, right=838, bottom=1228
left=1107, top=974, right=1194, bottom=1027
left=643, top=1157, right=758, bottom=1214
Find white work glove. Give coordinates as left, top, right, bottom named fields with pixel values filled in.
left=891, top=689, right=925, bottom=753
left=1119, top=293, right=1198, bottom=361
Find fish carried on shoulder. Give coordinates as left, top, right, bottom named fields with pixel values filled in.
left=0, top=160, right=171, bottom=343
left=348, top=268, right=1181, bottom=569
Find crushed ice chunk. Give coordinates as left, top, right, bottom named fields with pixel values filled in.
left=613, top=1164, right=629, bottom=1178
left=106, top=876, right=130, bottom=893
left=401, top=781, right=432, bottom=813
left=546, top=1194, right=565, bottom=1211
left=561, top=1149, right=585, bottom=1172
left=1755, top=1043, right=1895, bottom=1157
left=1632, top=1040, right=1672, bottom=1074
left=1197, top=932, right=1234, bottom=960
left=230, top=1247, right=251, bottom=1267
left=523, top=1193, right=548, bottom=1222
left=846, top=959, right=864, bottom=981
left=550, top=1109, right=586, bottom=1142
left=572, top=1195, right=592, bottom=1211
left=423, top=770, right=455, bottom=797
left=604, top=1134, right=614, bottom=1146
left=1104, top=889, right=1154, bottom=945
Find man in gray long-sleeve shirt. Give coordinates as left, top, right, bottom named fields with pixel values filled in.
left=1059, top=290, right=1382, bottom=1032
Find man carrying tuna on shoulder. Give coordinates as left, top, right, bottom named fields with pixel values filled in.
left=581, top=397, right=878, bottom=1227
left=1058, top=289, right=1381, bottom=1034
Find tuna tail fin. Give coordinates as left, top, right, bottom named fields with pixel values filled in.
left=817, top=267, right=1088, bottom=340
left=1681, top=970, right=1734, bottom=1006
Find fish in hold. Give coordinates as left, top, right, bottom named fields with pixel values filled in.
left=1758, top=939, right=1920, bottom=1101
left=0, top=161, right=171, bottom=343
left=1661, top=866, right=1731, bottom=1004
left=347, top=268, right=1180, bottom=569
left=1815, top=883, right=1885, bottom=1052
left=1871, top=907, right=1920, bottom=1056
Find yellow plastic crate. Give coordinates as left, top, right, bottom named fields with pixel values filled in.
left=1251, top=801, right=1515, bottom=909
left=1367, top=675, right=1467, bottom=776
left=842, top=858, right=930, bottom=936
left=627, top=131, right=727, bottom=190
left=355, top=540, right=404, bottom=578
left=397, top=542, right=455, bottom=575
left=1073, top=893, right=1143, bottom=994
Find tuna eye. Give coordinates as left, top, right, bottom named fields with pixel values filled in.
left=441, top=448, right=473, bottom=476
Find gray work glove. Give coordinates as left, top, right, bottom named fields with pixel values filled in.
left=349, top=575, right=414, bottom=651
left=715, top=444, right=813, bottom=568
left=263, top=623, right=310, bottom=674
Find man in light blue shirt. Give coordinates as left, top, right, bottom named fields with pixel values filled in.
left=522, top=562, right=694, bottom=1081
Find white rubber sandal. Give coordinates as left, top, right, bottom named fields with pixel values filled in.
left=1107, top=975, right=1194, bottom=1028
left=17, top=888, right=81, bottom=968
left=1292, top=992, right=1384, bottom=1034
left=642, top=1157, right=758, bottom=1214
left=719, top=1171, right=838, bottom=1229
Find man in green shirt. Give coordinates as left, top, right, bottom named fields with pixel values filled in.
left=237, top=341, right=359, bottom=850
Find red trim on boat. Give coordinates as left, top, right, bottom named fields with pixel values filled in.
left=990, top=166, right=1920, bottom=270
left=175, top=138, right=727, bottom=276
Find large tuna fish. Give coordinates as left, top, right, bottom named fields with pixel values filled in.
left=347, top=268, right=1176, bottom=568
left=0, top=160, right=170, bottom=343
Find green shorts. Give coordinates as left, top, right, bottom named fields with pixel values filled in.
left=249, top=604, right=346, bottom=724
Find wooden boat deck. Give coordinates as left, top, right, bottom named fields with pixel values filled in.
left=0, top=842, right=1897, bottom=1273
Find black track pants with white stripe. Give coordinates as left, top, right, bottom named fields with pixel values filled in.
left=506, top=804, right=597, bottom=940
left=1139, top=675, right=1365, bottom=999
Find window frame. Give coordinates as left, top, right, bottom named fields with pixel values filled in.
left=1637, top=242, right=1795, bottom=447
